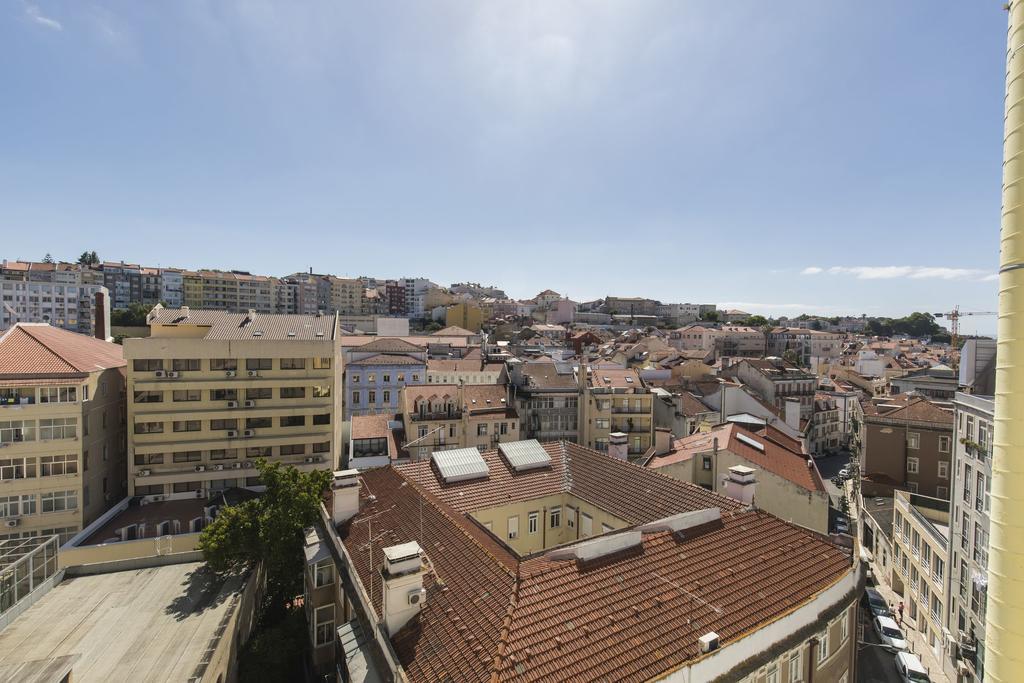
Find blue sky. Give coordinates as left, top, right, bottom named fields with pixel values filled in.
left=0, top=2, right=1008, bottom=331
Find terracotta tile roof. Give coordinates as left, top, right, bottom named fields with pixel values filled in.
left=0, top=324, right=125, bottom=377
left=403, top=384, right=511, bottom=415
left=343, top=442, right=853, bottom=683
left=863, top=394, right=954, bottom=425
left=146, top=307, right=337, bottom=341
left=676, top=391, right=714, bottom=417
left=350, top=337, right=425, bottom=354
left=348, top=354, right=425, bottom=367
left=521, top=363, right=578, bottom=390
left=587, top=367, right=645, bottom=390
left=431, top=326, right=477, bottom=337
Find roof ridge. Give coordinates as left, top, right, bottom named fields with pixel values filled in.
left=488, top=566, right=521, bottom=683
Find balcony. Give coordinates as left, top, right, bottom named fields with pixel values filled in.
left=610, top=406, right=648, bottom=415
left=410, top=410, right=462, bottom=422
left=611, top=420, right=650, bottom=434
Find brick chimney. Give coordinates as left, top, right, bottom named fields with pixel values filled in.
left=381, top=541, right=426, bottom=635
left=608, top=432, right=628, bottom=460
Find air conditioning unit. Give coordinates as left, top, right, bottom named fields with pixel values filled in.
left=5, top=518, right=20, bottom=528
left=227, top=430, right=238, bottom=438
left=243, top=400, right=255, bottom=408
left=154, top=370, right=167, bottom=378
left=247, top=370, right=259, bottom=377
left=139, top=469, right=151, bottom=477
left=243, top=429, right=255, bottom=437
left=304, top=457, right=315, bottom=464
left=313, top=455, right=323, bottom=463
left=407, top=589, right=426, bottom=606
left=214, top=464, right=225, bottom=471
left=225, top=370, right=236, bottom=378
left=243, top=461, right=254, bottom=468
left=232, top=462, right=243, bottom=469
left=227, top=401, right=238, bottom=408
left=698, top=632, right=720, bottom=654
left=167, top=371, right=180, bottom=378
left=195, top=465, right=206, bottom=472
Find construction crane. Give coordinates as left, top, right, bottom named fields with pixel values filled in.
left=931, top=306, right=997, bottom=366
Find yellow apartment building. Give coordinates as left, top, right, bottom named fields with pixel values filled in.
left=124, top=305, right=342, bottom=500
left=399, top=383, right=519, bottom=459
left=0, top=324, right=127, bottom=544
left=445, top=303, right=482, bottom=333
left=577, top=363, right=654, bottom=458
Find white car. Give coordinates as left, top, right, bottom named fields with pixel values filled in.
left=894, top=651, right=930, bottom=682
left=874, top=615, right=908, bottom=652
left=838, top=467, right=850, bottom=479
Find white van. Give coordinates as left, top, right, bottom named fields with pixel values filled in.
left=894, top=651, right=930, bottom=682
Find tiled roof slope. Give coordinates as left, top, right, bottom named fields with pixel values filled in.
left=147, top=307, right=337, bottom=341
left=351, top=337, right=425, bottom=354
left=348, top=354, right=424, bottom=367
left=863, top=394, right=953, bottom=425
left=345, top=443, right=852, bottom=683
left=0, top=324, right=125, bottom=377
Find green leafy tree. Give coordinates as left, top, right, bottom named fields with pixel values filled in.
left=809, top=319, right=823, bottom=331
left=741, top=315, right=769, bottom=327
left=42, top=253, right=54, bottom=264
left=111, top=302, right=152, bottom=327
left=700, top=310, right=720, bottom=322
left=199, top=459, right=332, bottom=617
left=782, top=349, right=800, bottom=366
left=77, top=251, right=100, bottom=266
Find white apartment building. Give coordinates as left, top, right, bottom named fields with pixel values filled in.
left=0, top=279, right=110, bottom=339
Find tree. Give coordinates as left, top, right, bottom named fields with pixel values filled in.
left=700, top=310, right=719, bottom=322
left=111, top=302, right=153, bottom=327
left=809, top=319, right=823, bottom=331
left=782, top=349, right=800, bottom=366
left=77, top=251, right=99, bottom=266
left=741, top=315, right=769, bottom=327
left=42, top=253, right=54, bottom=264
left=199, top=459, right=332, bottom=618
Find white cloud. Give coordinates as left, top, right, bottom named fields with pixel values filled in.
left=24, top=3, right=62, bottom=31
left=801, top=265, right=995, bottom=282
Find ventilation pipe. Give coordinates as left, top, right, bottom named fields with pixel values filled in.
left=987, top=4, right=1024, bottom=680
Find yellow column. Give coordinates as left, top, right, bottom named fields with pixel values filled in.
left=987, top=2, right=1024, bottom=680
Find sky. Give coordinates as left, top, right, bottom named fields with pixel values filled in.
left=0, top=2, right=1010, bottom=333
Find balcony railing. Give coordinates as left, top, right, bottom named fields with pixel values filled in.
left=410, top=410, right=462, bottom=422
left=610, top=407, right=648, bottom=415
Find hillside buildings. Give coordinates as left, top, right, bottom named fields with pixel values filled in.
left=577, top=364, right=654, bottom=458
left=509, top=361, right=579, bottom=442
left=124, top=306, right=342, bottom=500
left=721, top=357, right=816, bottom=419
left=0, top=324, right=127, bottom=544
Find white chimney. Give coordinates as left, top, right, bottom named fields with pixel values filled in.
left=723, top=465, right=756, bottom=506
left=608, top=432, right=628, bottom=460
left=784, top=398, right=801, bottom=431
left=381, top=541, right=426, bottom=635
left=331, top=469, right=360, bottom=525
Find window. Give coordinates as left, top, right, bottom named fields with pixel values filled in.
left=39, top=386, right=77, bottom=403
left=172, top=451, right=202, bottom=463
left=528, top=511, right=539, bottom=534
left=789, top=651, right=802, bottom=682
left=595, top=418, right=609, bottom=429
left=280, top=386, right=306, bottom=399
left=976, top=471, right=986, bottom=512
left=507, top=515, right=519, bottom=539
left=313, top=357, right=332, bottom=369
left=313, top=441, right=330, bottom=453
left=313, top=413, right=331, bottom=426
left=367, top=374, right=376, bottom=383
left=412, top=374, right=420, bottom=382
left=702, top=455, right=712, bottom=470
left=172, top=481, right=202, bottom=493
left=0, top=457, right=36, bottom=480
left=247, top=446, right=272, bottom=459
left=211, top=388, right=237, bottom=401
left=209, top=449, right=238, bottom=461
left=351, top=391, right=361, bottom=404
left=581, top=512, right=593, bottom=536
left=280, top=415, right=305, bottom=428
left=383, top=390, right=391, bottom=403
left=840, top=607, right=849, bottom=643
left=817, top=630, right=829, bottom=663
left=368, top=391, right=376, bottom=404
left=939, top=435, right=951, bottom=453
left=566, top=506, right=576, bottom=529
left=937, top=486, right=948, bottom=499
left=210, top=419, right=237, bottom=431
left=173, top=389, right=201, bottom=402
left=134, top=390, right=163, bottom=403
left=907, top=432, right=920, bottom=449
left=313, top=385, right=331, bottom=398
left=40, top=490, right=77, bottom=513
left=280, top=358, right=306, bottom=370
left=0, top=420, right=35, bottom=444
left=280, top=444, right=305, bottom=456
left=550, top=506, right=561, bottom=528
left=246, top=358, right=273, bottom=371
left=39, top=417, right=76, bottom=440
left=135, top=421, right=164, bottom=434
left=382, top=374, right=391, bottom=383
left=314, top=604, right=334, bottom=647
left=938, top=461, right=949, bottom=479
left=314, top=559, right=334, bottom=587
left=210, top=358, right=237, bottom=371
left=477, top=424, right=488, bottom=436
left=173, top=420, right=201, bottom=432
left=766, top=664, right=779, bottom=683
left=246, top=417, right=272, bottom=429
left=907, top=457, right=919, bottom=474
left=0, top=494, right=35, bottom=517
left=39, top=454, right=77, bottom=477
left=133, top=359, right=163, bottom=372
left=350, top=374, right=361, bottom=384
left=172, top=359, right=200, bottom=371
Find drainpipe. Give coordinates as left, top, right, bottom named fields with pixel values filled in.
left=987, top=3, right=1024, bottom=680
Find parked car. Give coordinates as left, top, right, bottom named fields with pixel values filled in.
left=873, top=615, right=908, bottom=652
left=838, top=467, right=851, bottom=479
left=894, top=651, right=930, bottom=682
left=863, top=587, right=891, bottom=618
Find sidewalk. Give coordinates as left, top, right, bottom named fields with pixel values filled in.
left=850, top=481, right=949, bottom=682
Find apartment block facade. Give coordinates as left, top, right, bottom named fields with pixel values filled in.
left=578, top=364, right=653, bottom=457
left=399, top=384, right=519, bottom=459
left=0, top=324, right=127, bottom=544
left=124, top=306, right=341, bottom=500
left=1, top=279, right=110, bottom=338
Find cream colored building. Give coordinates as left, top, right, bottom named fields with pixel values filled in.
left=399, top=383, right=519, bottom=459
left=124, top=306, right=341, bottom=500
left=578, top=364, right=654, bottom=458
left=0, top=324, right=127, bottom=544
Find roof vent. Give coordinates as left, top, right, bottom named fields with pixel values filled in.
left=547, top=530, right=642, bottom=562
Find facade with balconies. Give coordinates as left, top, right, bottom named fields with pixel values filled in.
left=577, top=363, right=653, bottom=458
left=124, top=306, right=341, bottom=501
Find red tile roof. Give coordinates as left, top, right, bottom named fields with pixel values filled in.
left=342, top=442, right=853, bottom=683
left=0, top=324, right=125, bottom=377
